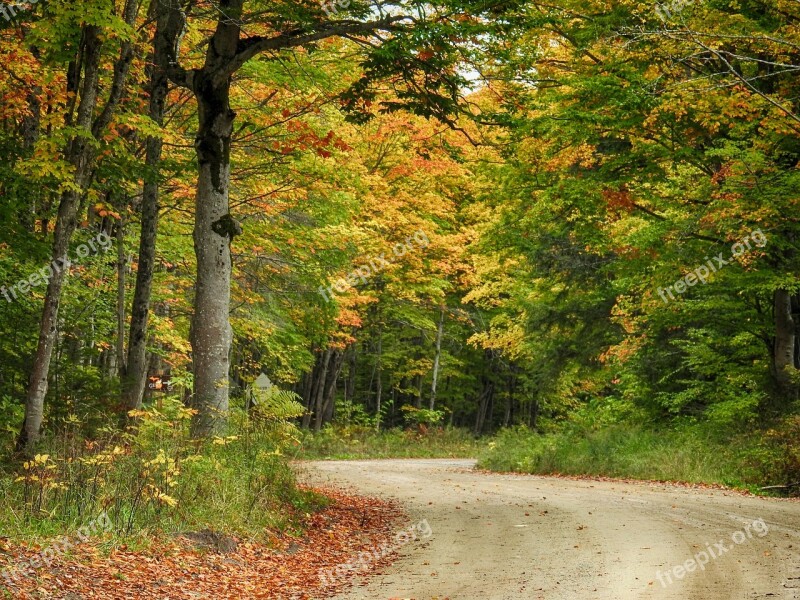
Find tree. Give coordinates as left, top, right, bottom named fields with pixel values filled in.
left=18, top=0, right=141, bottom=451
left=162, top=0, right=530, bottom=437
left=122, top=0, right=188, bottom=411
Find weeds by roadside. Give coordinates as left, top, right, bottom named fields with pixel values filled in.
left=477, top=425, right=780, bottom=493
left=0, top=394, right=324, bottom=550
left=292, top=425, right=483, bottom=460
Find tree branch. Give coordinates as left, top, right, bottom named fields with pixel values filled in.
left=225, top=15, right=411, bottom=79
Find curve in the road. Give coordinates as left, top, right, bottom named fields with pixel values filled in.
left=301, top=458, right=800, bottom=600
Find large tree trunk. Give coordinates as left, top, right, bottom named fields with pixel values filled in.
left=185, top=0, right=245, bottom=438
left=123, top=0, right=185, bottom=411
left=189, top=74, right=237, bottom=437
left=774, top=288, right=798, bottom=400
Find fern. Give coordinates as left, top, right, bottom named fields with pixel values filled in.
left=248, top=387, right=305, bottom=422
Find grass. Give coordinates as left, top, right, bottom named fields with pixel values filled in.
left=292, top=425, right=483, bottom=460
left=0, top=398, right=326, bottom=546
left=477, top=425, right=772, bottom=493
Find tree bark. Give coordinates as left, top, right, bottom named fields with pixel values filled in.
left=375, top=329, right=383, bottom=431
left=17, top=0, right=141, bottom=452
left=430, top=308, right=444, bottom=410
left=312, top=349, right=332, bottom=432
left=115, top=216, right=127, bottom=378
left=300, top=368, right=315, bottom=429
left=183, top=0, right=246, bottom=438
left=473, top=350, right=497, bottom=436
left=345, top=345, right=357, bottom=405
left=123, top=1, right=185, bottom=411
left=774, top=288, right=798, bottom=399
left=189, top=77, right=236, bottom=437
left=320, top=349, right=345, bottom=428
left=414, top=374, right=423, bottom=408
left=17, top=26, right=104, bottom=453
left=503, top=374, right=514, bottom=428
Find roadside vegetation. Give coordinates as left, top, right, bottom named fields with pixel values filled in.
left=478, top=411, right=800, bottom=495
left=294, top=426, right=482, bottom=460
left=0, top=392, right=323, bottom=545
left=478, top=426, right=763, bottom=489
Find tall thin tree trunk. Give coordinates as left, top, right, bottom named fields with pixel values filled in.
left=311, top=349, right=331, bottom=431
left=17, top=0, right=141, bottom=452
left=414, top=374, right=423, bottom=408
left=115, top=216, right=127, bottom=378
left=375, top=329, right=383, bottom=431
left=430, top=308, right=444, bottom=410
left=19, top=195, right=82, bottom=451
left=301, top=369, right=315, bottom=429
left=124, top=0, right=185, bottom=411
left=503, top=374, right=514, bottom=428
left=321, top=349, right=345, bottom=427
left=345, top=345, right=356, bottom=405
left=17, top=26, right=104, bottom=452
left=473, top=350, right=497, bottom=436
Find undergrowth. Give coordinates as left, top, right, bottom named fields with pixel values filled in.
left=477, top=423, right=793, bottom=494
left=292, top=425, right=483, bottom=460
left=0, top=394, right=326, bottom=547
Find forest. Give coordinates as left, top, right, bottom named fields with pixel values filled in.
left=1, top=0, right=800, bottom=597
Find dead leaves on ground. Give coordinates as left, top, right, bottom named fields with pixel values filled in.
left=1, top=488, right=404, bottom=599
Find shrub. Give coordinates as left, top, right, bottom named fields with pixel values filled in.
left=0, top=394, right=324, bottom=543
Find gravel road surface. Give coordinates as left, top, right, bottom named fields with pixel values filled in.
left=302, top=459, right=800, bottom=600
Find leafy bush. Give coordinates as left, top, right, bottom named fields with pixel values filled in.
left=400, top=405, right=446, bottom=427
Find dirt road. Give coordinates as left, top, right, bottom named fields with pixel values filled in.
left=301, top=459, right=800, bottom=600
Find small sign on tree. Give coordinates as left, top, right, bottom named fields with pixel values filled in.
left=147, top=375, right=173, bottom=392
